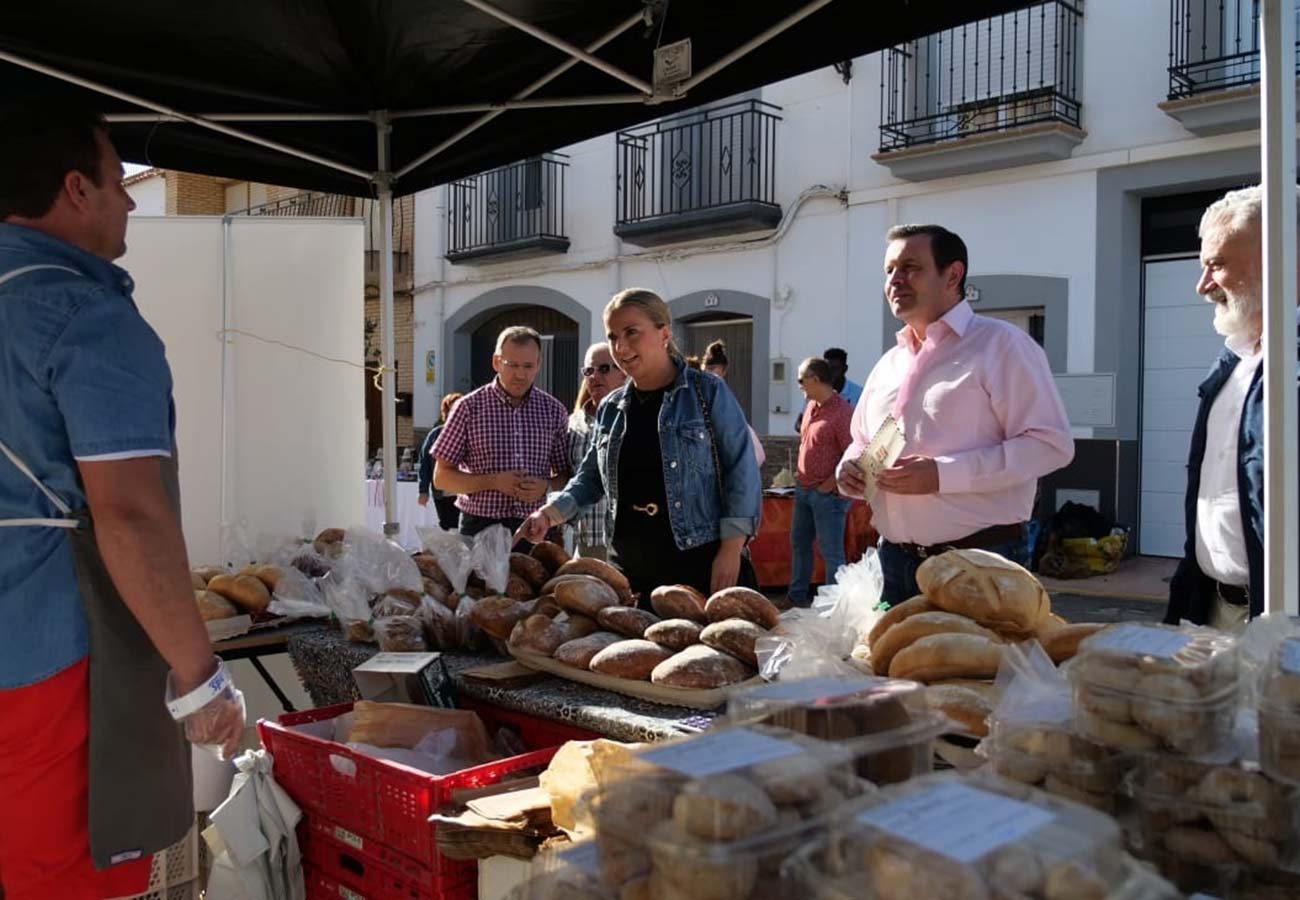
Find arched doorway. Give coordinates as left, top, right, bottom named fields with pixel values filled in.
left=671, top=290, right=771, bottom=433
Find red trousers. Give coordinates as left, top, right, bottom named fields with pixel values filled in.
left=0, top=659, right=152, bottom=900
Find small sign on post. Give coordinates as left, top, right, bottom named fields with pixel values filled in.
left=653, top=39, right=692, bottom=97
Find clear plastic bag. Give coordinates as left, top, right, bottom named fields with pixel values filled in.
left=417, top=523, right=474, bottom=594
left=341, top=526, right=422, bottom=595
left=456, top=594, right=488, bottom=651
left=419, top=595, right=462, bottom=649
left=374, top=615, right=428, bottom=652
left=267, top=565, right=330, bottom=619
left=219, top=518, right=257, bottom=571
left=319, top=565, right=372, bottom=634
left=472, top=525, right=513, bottom=594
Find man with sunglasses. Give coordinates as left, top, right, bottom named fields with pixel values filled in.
left=565, top=342, right=627, bottom=559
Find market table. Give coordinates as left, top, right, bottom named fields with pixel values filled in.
left=286, top=630, right=719, bottom=743
left=749, top=493, right=878, bottom=589
left=214, top=619, right=332, bottom=712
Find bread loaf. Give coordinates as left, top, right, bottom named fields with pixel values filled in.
left=705, top=587, right=780, bottom=629
left=554, top=632, right=622, bottom=669
left=1038, top=623, right=1106, bottom=664
left=699, top=618, right=766, bottom=667
left=671, top=775, right=777, bottom=841
left=649, top=585, right=708, bottom=623
left=589, top=639, right=674, bottom=680
left=534, top=595, right=562, bottom=618
left=191, top=570, right=208, bottom=591
left=192, top=566, right=226, bottom=584
left=313, top=527, right=346, bottom=558
left=924, top=683, right=995, bottom=737
left=505, top=573, right=536, bottom=601
left=529, top=540, right=571, bottom=574
left=469, top=595, right=530, bottom=641
left=916, top=549, right=1049, bottom=636
left=206, top=573, right=271, bottom=613
left=650, top=645, right=753, bottom=689
left=412, top=553, right=453, bottom=591
left=509, top=552, right=551, bottom=590
left=557, top=557, right=634, bottom=603
left=865, top=595, right=935, bottom=649
left=509, top=613, right=570, bottom=656
left=870, top=611, right=1002, bottom=676
left=245, top=564, right=283, bottom=592
left=644, top=618, right=704, bottom=651
left=195, top=589, right=238, bottom=621
left=375, top=615, right=427, bottom=652
left=554, top=612, right=600, bottom=639
left=372, top=593, right=420, bottom=619
left=596, top=606, right=660, bottom=638
left=887, top=633, right=1004, bottom=683
left=554, top=576, right=620, bottom=617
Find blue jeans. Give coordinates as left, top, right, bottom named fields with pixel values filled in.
left=878, top=535, right=1031, bottom=607
left=789, top=484, right=854, bottom=605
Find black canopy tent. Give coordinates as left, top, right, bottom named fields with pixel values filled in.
left=0, top=0, right=1036, bottom=531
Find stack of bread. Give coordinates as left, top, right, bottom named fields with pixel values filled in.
left=852, top=549, right=1104, bottom=740
left=509, top=582, right=779, bottom=692
left=193, top=563, right=283, bottom=622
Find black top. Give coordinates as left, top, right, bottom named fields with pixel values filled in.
left=616, top=386, right=671, bottom=533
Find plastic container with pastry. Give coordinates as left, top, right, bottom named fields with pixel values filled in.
left=785, top=770, right=1174, bottom=900
left=726, top=674, right=948, bottom=786
left=981, top=714, right=1129, bottom=814
left=508, top=839, right=616, bottom=900
left=1066, top=622, right=1240, bottom=756
left=581, top=724, right=869, bottom=900
left=1258, top=635, right=1300, bottom=785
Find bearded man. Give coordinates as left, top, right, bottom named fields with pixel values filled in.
left=1163, top=185, right=1300, bottom=630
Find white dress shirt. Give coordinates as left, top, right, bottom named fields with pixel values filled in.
left=1194, top=333, right=1262, bottom=586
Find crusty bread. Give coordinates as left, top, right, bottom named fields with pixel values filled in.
left=699, top=618, right=766, bottom=667
left=553, top=612, right=600, bottom=639
left=650, top=644, right=753, bottom=689
left=192, top=566, right=226, bottom=585
left=312, top=527, right=346, bottom=558
left=866, top=595, right=935, bottom=649
left=195, top=589, right=238, bottom=621
left=924, top=682, right=995, bottom=737
left=556, top=558, right=634, bottom=603
left=1038, top=623, right=1106, bottom=664
left=247, top=564, right=284, bottom=593
left=704, top=587, right=780, bottom=629
left=554, top=632, right=622, bottom=669
left=469, top=596, right=530, bottom=641
left=916, top=549, right=1049, bottom=637
left=649, top=585, right=709, bottom=623
left=529, top=541, right=571, bottom=574
left=553, top=576, right=619, bottom=618
left=509, top=552, right=551, bottom=590
left=643, top=618, right=704, bottom=651
left=505, top=573, right=536, bottom=601
left=589, top=640, right=674, bottom=681
left=596, top=606, right=660, bottom=638
left=887, top=632, right=1004, bottom=683
left=206, top=573, right=271, bottom=613
left=870, top=611, right=1001, bottom=676
left=412, top=553, right=453, bottom=591
left=509, top=613, right=570, bottom=657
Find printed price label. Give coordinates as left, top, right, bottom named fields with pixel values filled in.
left=1089, top=624, right=1192, bottom=660
left=747, top=677, right=873, bottom=704
left=1280, top=637, right=1300, bottom=675
left=639, top=728, right=803, bottom=778
left=859, top=415, right=905, bottom=503
left=339, top=886, right=366, bottom=900
left=856, top=782, right=1055, bottom=864
left=333, top=826, right=363, bottom=851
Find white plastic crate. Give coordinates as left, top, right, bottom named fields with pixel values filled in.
left=109, top=822, right=198, bottom=900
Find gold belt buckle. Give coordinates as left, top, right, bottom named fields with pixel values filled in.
left=632, top=502, right=660, bottom=517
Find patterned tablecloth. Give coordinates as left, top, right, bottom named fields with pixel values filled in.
left=286, top=628, right=718, bottom=743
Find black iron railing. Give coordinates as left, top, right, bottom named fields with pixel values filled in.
left=615, top=99, right=781, bottom=226
left=1168, top=0, right=1300, bottom=99
left=446, top=154, right=568, bottom=257
left=233, top=190, right=410, bottom=275
left=879, top=1, right=1082, bottom=151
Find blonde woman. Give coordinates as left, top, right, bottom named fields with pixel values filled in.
left=566, top=342, right=626, bottom=558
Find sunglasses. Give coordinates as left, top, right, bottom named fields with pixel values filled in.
left=582, top=363, right=615, bottom=377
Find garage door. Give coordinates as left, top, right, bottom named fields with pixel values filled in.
left=1139, top=258, right=1227, bottom=556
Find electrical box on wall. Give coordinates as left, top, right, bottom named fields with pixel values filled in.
left=770, top=356, right=792, bottom=414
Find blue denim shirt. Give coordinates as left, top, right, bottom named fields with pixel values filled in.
left=0, top=224, right=175, bottom=688
left=550, top=359, right=760, bottom=549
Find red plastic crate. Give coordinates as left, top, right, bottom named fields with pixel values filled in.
left=260, top=702, right=566, bottom=868
left=300, top=813, right=473, bottom=898
left=455, top=698, right=599, bottom=746
left=304, top=863, right=475, bottom=900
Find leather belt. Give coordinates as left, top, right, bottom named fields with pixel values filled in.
left=1214, top=581, right=1249, bottom=607
left=892, top=523, right=1027, bottom=560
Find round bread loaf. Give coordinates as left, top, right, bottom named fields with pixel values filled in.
left=556, top=557, right=634, bottom=603
left=192, top=565, right=227, bottom=584
left=505, top=573, right=536, bottom=601
left=469, top=595, right=530, bottom=641
left=553, top=576, right=619, bottom=617
left=206, top=573, right=271, bottom=613
left=596, top=606, right=660, bottom=638
left=589, top=639, right=674, bottom=680
left=554, top=632, right=622, bottom=669
left=245, top=564, right=283, bottom=592
left=650, top=644, right=753, bottom=689
left=704, top=587, right=780, bottom=629
left=924, top=683, right=994, bottom=737
left=312, top=527, right=346, bottom=558
left=671, top=774, right=777, bottom=841
left=887, top=632, right=1004, bottom=683
left=375, top=615, right=427, bottom=652
left=372, top=593, right=420, bottom=619
left=412, top=553, right=453, bottom=591
left=529, top=541, right=571, bottom=574
left=643, top=618, right=704, bottom=651
left=509, top=613, right=569, bottom=657
left=649, top=585, right=708, bottom=623
left=553, top=612, right=600, bottom=639
left=865, top=595, right=935, bottom=649
left=699, top=618, right=766, bottom=667
left=509, top=552, right=551, bottom=590
left=195, top=589, right=238, bottom=621
left=1039, top=623, right=1106, bottom=664
left=534, top=595, right=562, bottom=618
left=191, top=570, right=208, bottom=590
left=915, top=549, right=1049, bottom=636
left=870, top=611, right=1001, bottom=676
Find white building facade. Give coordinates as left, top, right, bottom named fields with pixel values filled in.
left=411, top=0, right=1290, bottom=557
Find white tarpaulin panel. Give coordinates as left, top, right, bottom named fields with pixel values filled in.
left=122, top=216, right=365, bottom=566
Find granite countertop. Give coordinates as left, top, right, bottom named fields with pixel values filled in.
left=286, top=627, right=719, bottom=743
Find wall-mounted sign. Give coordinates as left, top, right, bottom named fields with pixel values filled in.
left=425, top=350, right=436, bottom=385
left=653, top=39, right=692, bottom=95
left=704, top=292, right=720, bottom=308
left=1053, top=373, right=1116, bottom=428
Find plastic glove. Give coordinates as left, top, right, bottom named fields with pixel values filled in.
left=165, top=659, right=247, bottom=761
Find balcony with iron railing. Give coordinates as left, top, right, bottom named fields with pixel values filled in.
left=445, top=154, right=569, bottom=264
left=231, top=190, right=412, bottom=290
left=614, top=99, right=782, bottom=247
left=1161, top=0, right=1300, bottom=135
left=873, top=0, right=1085, bottom=181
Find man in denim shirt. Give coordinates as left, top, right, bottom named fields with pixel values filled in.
left=0, top=104, right=243, bottom=898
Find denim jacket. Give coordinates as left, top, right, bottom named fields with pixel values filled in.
left=550, top=359, right=761, bottom=549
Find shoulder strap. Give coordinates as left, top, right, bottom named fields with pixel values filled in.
left=692, top=370, right=726, bottom=501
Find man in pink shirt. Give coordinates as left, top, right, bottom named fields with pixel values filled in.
left=836, top=224, right=1074, bottom=606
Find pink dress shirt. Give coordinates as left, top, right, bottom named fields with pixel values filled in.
left=841, top=300, right=1074, bottom=545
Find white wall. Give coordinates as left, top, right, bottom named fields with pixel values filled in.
left=122, top=216, right=366, bottom=565
left=126, top=174, right=165, bottom=216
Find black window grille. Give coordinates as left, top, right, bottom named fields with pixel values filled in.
left=879, top=1, right=1083, bottom=152
left=615, top=99, right=781, bottom=227
left=1168, top=0, right=1300, bottom=99
left=446, top=154, right=568, bottom=257
left=232, top=190, right=409, bottom=275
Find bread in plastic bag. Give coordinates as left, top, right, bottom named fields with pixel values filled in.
left=419, top=595, right=462, bottom=649
left=341, top=526, right=423, bottom=595
left=266, top=564, right=330, bottom=619
left=374, top=615, right=428, bottom=652
left=472, top=524, right=513, bottom=594
left=417, top=523, right=474, bottom=593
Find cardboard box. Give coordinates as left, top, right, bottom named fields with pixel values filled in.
left=351, top=652, right=456, bottom=706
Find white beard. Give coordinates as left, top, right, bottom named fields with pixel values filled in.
left=1209, top=285, right=1263, bottom=342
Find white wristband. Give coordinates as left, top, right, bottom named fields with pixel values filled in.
left=166, top=659, right=233, bottom=720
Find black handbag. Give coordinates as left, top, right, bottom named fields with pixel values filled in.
left=694, top=373, right=760, bottom=590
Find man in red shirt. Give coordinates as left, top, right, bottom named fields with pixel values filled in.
left=789, top=357, right=855, bottom=605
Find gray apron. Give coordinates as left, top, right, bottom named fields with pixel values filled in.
left=0, top=264, right=192, bottom=869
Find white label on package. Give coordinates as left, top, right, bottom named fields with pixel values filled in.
left=1088, top=623, right=1192, bottom=659
left=1280, top=638, right=1300, bottom=675
left=638, top=728, right=803, bottom=778
left=856, top=782, right=1055, bottom=864
left=747, top=677, right=873, bottom=704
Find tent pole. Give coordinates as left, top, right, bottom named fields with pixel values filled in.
left=1260, top=0, right=1298, bottom=616
left=374, top=110, right=400, bottom=538
left=391, top=93, right=646, bottom=118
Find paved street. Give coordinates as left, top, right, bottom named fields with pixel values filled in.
left=1050, top=592, right=1163, bottom=625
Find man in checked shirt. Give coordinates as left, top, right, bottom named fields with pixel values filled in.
left=433, top=326, right=571, bottom=542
